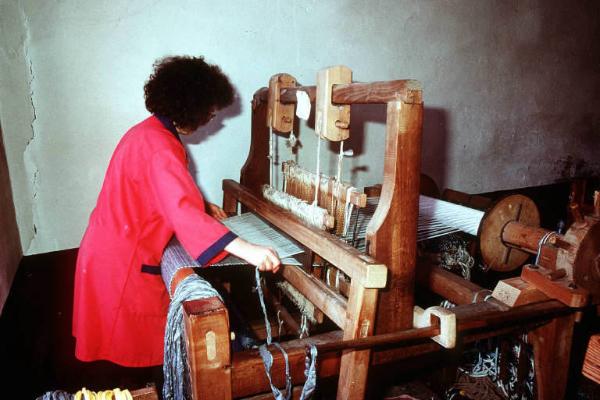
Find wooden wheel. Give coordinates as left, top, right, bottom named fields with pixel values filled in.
left=479, top=194, right=540, bottom=271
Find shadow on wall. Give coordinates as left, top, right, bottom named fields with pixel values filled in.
left=182, top=88, right=243, bottom=191
left=336, top=104, right=450, bottom=191
left=422, top=108, right=449, bottom=191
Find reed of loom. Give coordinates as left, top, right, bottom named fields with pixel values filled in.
left=173, top=69, right=596, bottom=400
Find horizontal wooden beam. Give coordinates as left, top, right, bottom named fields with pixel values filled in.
left=223, top=179, right=387, bottom=288
left=228, top=299, right=569, bottom=398
left=416, top=260, right=487, bottom=305
left=281, top=265, right=348, bottom=328
left=231, top=331, right=343, bottom=398
left=256, top=79, right=422, bottom=105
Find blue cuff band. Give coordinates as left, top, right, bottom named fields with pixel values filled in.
left=196, top=231, right=238, bottom=266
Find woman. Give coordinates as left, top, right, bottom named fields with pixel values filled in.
left=72, top=56, right=280, bottom=371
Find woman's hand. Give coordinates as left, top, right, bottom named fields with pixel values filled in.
left=225, top=238, right=281, bottom=273
left=206, top=202, right=228, bottom=220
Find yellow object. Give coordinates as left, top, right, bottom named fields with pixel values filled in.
left=74, top=387, right=132, bottom=400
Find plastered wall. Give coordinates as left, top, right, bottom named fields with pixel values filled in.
left=0, top=0, right=599, bottom=256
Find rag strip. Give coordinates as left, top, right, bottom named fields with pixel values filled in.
left=254, top=266, right=318, bottom=399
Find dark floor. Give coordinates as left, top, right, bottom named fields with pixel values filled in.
left=0, top=248, right=161, bottom=399
left=1, top=178, right=599, bottom=399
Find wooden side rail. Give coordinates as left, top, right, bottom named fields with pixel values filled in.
left=224, top=299, right=570, bottom=398
left=183, top=297, right=233, bottom=400
left=222, top=179, right=387, bottom=289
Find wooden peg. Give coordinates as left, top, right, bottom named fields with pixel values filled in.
left=267, top=73, right=297, bottom=133
left=413, top=306, right=456, bottom=348
left=315, top=65, right=352, bottom=141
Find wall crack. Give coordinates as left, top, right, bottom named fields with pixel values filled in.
left=19, top=3, right=39, bottom=254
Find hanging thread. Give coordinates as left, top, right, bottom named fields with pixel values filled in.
left=313, top=136, right=322, bottom=205
left=269, top=127, right=274, bottom=187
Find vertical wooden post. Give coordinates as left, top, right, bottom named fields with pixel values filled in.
left=240, top=90, right=270, bottom=196
left=529, top=314, right=576, bottom=400
left=222, top=190, right=237, bottom=216
left=337, top=282, right=379, bottom=399
left=367, top=96, right=423, bottom=334
left=183, top=297, right=232, bottom=400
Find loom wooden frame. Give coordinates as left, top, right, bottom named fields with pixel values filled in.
left=176, top=77, right=577, bottom=400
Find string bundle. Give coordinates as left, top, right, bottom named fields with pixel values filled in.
left=262, top=184, right=333, bottom=230
left=282, top=161, right=361, bottom=236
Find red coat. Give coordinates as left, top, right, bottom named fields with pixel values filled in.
left=72, top=115, right=236, bottom=367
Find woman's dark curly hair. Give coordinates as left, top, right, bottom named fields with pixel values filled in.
left=144, top=56, right=234, bottom=131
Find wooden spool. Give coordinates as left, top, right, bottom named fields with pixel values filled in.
left=267, top=73, right=297, bottom=133
left=583, top=334, right=600, bottom=384
left=316, top=65, right=352, bottom=141
left=479, top=194, right=540, bottom=271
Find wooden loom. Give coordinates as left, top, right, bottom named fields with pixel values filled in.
left=168, top=67, right=599, bottom=399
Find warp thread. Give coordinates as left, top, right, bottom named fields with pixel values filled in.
left=342, top=196, right=486, bottom=251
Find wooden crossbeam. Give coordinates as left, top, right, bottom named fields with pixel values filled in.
left=256, top=79, right=423, bottom=105
left=281, top=265, right=347, bottom=328
left=223, top=179, right=387, bottom=289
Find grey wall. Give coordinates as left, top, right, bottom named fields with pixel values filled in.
left=0, top=0, right=599, bottom=256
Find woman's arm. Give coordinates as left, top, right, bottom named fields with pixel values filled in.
left=225, top=238, right=281, bottom=273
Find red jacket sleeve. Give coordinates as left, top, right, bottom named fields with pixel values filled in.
left=148, top=148, right=236, bottom=265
